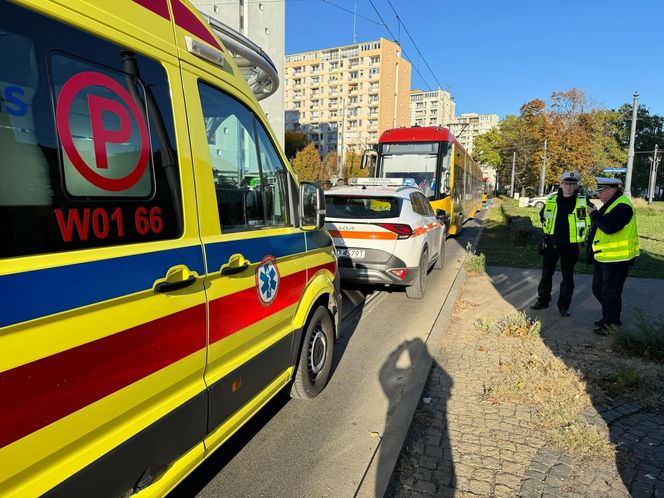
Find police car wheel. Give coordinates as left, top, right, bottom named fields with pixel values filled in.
left=406, top=249, right=428, bottom=299
left=291, top=306, right=334, bottom=400
left=534, top=201, right=545, bottom=209
left=434, top=236, right=446, bottom=270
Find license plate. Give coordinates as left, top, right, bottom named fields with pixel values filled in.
left=336, top=248, right=365, bottom=259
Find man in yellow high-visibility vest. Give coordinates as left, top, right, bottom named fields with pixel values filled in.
left=530, top=171, right=590, bottom=317
left=587, top=177, right=640, bottom=335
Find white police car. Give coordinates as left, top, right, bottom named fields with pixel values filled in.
left=325, top=178, right=446, bottom=299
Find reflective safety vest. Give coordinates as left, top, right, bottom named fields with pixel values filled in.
left=542, top=194, right=591, bottom=243
left=592, top=195, right=640, bottom=263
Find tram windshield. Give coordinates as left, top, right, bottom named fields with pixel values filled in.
left=380, top=142, right=447, bottom=199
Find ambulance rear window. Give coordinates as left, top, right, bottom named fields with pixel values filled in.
left=325, top=195, right=402, bottom=219
left=0, top=2, right=183, bottom=258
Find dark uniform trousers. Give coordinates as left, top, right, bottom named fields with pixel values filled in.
left=537, top=243, right=579, bottom=310
left=592, top=261, right=630, bottom=326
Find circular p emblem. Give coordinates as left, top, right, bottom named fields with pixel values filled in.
left=55, top=71, right=150, bottom=192
left=256, top=255, right=280, bottom=307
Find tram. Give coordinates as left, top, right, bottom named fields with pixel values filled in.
left=363, top=126, right=483, bottom=235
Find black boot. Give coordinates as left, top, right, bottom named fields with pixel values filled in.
left=530, top=300, right=549, bottom=310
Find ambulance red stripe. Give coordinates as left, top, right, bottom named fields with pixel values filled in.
left=132, top=0, right=170, bottom=20
left=171, top=0, right=223, bottom=50
left=209, top=270, right=306, bottom=343
left=0, top=263, right=336, bottom=449
left=0, top=304, right=206, bottom=449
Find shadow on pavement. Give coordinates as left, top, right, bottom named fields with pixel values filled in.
left=380, top=339, right=455, bottom=498
left=170, top=290, right=370, bottom=497
left=488, top=265, right=664, bottom=497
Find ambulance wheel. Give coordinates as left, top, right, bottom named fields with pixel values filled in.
left=434, top=236, right=446, bottom=270
left=291, top=306, right=334, bottom=399
left=406, top=249, right=428, bottom=299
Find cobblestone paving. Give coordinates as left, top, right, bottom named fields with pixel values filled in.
left=387, top=271, right=664, bottom=497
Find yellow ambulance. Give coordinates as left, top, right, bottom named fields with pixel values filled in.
left=0, top=0, right=341, bottom=495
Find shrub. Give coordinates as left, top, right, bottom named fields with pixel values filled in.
left=495, top=311, right=541, bottom=337
left=613, top=309, right=664, bottom=361
left=466, top=253, right=486, bottom=275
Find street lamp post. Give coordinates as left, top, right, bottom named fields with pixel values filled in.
left=538, top=138, right=547, bottom=196
left=625, top=91, right=639, bottom=198
left=649, top=144, right=660, bottom=205
left=510, top=151, right=516, bottom=197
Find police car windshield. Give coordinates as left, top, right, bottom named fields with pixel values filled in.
left=325, top=195, right=402, bottom=219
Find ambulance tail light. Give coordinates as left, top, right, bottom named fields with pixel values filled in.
left=389, top=268, right=409, bottom=280
left=377, top=223, right=413, bottom=239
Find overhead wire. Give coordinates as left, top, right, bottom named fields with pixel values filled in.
left=382, top=0, right=451, bottom=92
left=366, top=0, right=433, bottom=90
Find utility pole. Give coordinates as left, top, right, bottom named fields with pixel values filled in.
left=649, top=144, right=660, bottom=205
left=538, top=138, right=547, bottom=196
left=510, top=151, right=516, bottom=197
left=338, top=96, right=346, bottom=178
left=625, top=91, right=639, bottom=198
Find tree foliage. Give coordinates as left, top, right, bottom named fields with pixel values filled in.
left=474, top=87, right=629, bottom=195
left=291, top=143, right=322, bottom=182
left=615, top=104, right=664, bottom=196
left=342, top=149, right=368, bottom=181
left=284, top=131, right=309, bottom=160
left=322, top=152, right=339, bottom=182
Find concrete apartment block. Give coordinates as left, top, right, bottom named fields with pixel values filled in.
left=448, top=113, right=499, bottom=154
left=193, top=0, right=285, bottom=147
left=409, top=89, right=456, bottom=128
left=285, top=38, right=411, bottom=158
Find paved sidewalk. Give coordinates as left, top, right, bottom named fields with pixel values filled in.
left=388, top=266, right=664, bottom=497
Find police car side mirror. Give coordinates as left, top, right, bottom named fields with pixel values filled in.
left=299, top=182, right=325, bottom=230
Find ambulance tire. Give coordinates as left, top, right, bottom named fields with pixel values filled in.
left=291, top=306, right=334, bottom=399
left=406, top=249, right=428, bottom=299
left=434, top=235, right=446, bottom=270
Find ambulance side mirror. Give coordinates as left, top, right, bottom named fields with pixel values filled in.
left=299, top=182, right=325, bottom=230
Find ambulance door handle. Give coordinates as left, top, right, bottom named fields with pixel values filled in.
left=155, top=276, right=196, bottom=293
left=154, top=266, right=197, bottom=293
left=221, top=253, right=250, bottom=276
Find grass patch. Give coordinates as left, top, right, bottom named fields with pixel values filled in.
left=488, top=342, right=616, bottom=462
left=477, top=197, right=664, bottom=279
left=495, top=311, right=541, bottom=337
left=589, top=358, right=664, bottom=409
left=602, top=365, right=640, bottom=391
left=613, top=309, right=664, bottom=361
left=465, top=253, right=486, bottom=275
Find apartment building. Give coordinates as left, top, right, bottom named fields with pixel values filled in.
left=448, top=113, right=499, bottom=154
left=192, top=0, right=285, bottom=146
left=409, top=89, right=456, bottom=128
left=285, top=38, right=411, bottom=157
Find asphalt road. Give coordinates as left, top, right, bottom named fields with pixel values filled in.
left=171, top=217, right=483, bottom=498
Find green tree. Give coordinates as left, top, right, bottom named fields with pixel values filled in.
left=615, top=104, right=664, bottom=196
left=291, top=143, right=322, bottom=182
left=473, top=129, right=502, bottom=168
left=284, top=131, right=309, bottom=160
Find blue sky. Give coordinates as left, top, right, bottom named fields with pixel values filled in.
left=286, top=0, right=664, bottom=118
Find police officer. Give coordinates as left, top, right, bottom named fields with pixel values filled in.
left=587, top=177, right=640, bottom=334
left=530, top=171, right=590, bottom=316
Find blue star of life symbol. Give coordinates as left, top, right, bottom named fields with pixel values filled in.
left=259, top=265, right=277, bottom=300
